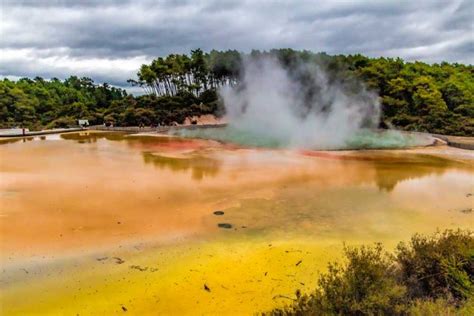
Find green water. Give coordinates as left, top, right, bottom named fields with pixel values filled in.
left=344, top=129, right=432, bottom=149
left=172, top=126, right=433, bottom=150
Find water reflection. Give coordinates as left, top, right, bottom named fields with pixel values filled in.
left=142, top=151, right=220, bottom=180
left=60, top=131, right=186, bottom=144
left=60, top=131, right=217, bottom=152
left=2, top=131, right=472, bottom=251
left=206, top=171, right=473, bottom=240
left=369, top=154, right=472, bottom=191
left=0, top=137, right=34, bottom=144
left=193, top=151, right=474, bottom=238
left=58, top=131, right=473, bottom=191
left=60, top=131, right=127, bottom=143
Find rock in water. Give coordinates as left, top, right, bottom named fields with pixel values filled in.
left=217, top=223, right=232, bottom=229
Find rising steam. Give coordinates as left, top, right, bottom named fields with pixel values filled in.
left=175, top=56, right=431, bottom=149
left=219, top=56, right=381, bottom=149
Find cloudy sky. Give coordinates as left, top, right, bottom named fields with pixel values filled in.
left=1, top=0, right=472, bottom=92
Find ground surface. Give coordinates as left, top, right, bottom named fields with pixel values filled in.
left=1, top=131, right=473, bottom=315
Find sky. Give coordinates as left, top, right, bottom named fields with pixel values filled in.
left=1, top=0, right=472, bottom=92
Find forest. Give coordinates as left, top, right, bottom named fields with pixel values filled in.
left=1, top=49, right=472, bottom=136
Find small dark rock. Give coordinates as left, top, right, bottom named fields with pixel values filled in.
left=217, top=223, right=233, bottom=229
left=460, top=208, right=472, bottom=214
left=113, top=257, right=125, bottom=264
left=130, top=265, right=147, bottom=272
left=204, top=284, right=211, bottom=292
left=121, top=305, right=127, bottom=312
left=213, top=211, right=224, bottom=215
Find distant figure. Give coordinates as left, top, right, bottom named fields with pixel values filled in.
left=22, top=128, right=25, bottom=135
left=78, top=119, right=89, bottom=128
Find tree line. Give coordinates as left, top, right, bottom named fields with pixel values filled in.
left=128, top=49, right=241, bottom=96
left=1, top=49, right=472, bottom=135
left=0, top=76, right=127, bottom=129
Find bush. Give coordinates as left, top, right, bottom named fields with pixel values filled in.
left=268, top=244, right=407, bottom=315
left=46, top=116, right=77, bottom=128
left=313, top=244, right=407, bottom=315
left=408, top=299, right=457, bottom=316
left=454, top=104, right=474, bottom=117
left=198, top=89, right=218, bottom=104
left=396, top=230, right=474, bottom=303
left=265, top=230, right=474, bottom=316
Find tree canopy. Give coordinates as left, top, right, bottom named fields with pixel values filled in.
left=0, top=76, right=127, bottom=129
left=1, top=49, right=472, bottom=136
left=130, top=49, right=474, bottom=135
left=129, top=49, right=241, bottom=96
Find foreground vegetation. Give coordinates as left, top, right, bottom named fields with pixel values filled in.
left=267, top=230, right=474, bottom=315
left=1, top=49, right=472, bottom=135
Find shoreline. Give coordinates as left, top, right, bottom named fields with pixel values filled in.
left=1, top=125, right=473, bottom=151
left=0, top=127, right=84, bottom=138
left=91, top=125, right=474, bottom=151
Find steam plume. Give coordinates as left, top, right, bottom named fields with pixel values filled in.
left=219, top=56, right=381, bottom=149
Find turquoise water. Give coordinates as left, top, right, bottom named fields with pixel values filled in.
left=172, top=126, right=433, bottom=150
left=344, top=129, right=432, bottom=150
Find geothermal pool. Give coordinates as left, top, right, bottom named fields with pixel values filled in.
left=0, top=131, right=473, bottom=315
left=172, top=126, right=436, bottom=150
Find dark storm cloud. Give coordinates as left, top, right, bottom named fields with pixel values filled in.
left=1, top=0, right=472, bottom=91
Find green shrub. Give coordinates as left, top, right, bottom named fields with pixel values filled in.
left=458, top=297, right=474, bottom=315
left=198, top=89, right=218, bottom=104
left=268, top=244, right=407, bottom=315
left=46, top=116, right=77, bottom=128
left=454, top=104, right=474, bottom=117
left=265, top=230, right=474, bottom=316
left=408, top=297, right=474, bottom=316
left=407, top=298, right=456, bottom=316
left=396, top=230, right=474, bottom=303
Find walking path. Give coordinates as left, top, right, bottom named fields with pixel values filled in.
left=0, top=128, right=84, bottom=137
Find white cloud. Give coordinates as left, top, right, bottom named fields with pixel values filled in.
left=0, top=0, right=472, bottom=93
left=0, top=48, right=149, bottom=86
